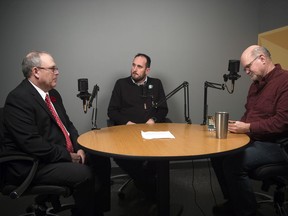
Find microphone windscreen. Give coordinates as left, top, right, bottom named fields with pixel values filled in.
left=78, top=78, right=88, bottom=92
left=228, top=60, right=240, bottom=74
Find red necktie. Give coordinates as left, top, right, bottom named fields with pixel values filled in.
left=45, top=94, right=74, bottom=153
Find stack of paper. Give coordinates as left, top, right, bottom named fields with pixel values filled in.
left=141, top=131, right=175, bottom=139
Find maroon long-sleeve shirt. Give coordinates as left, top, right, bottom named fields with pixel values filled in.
left=241, top=64, right=288, bottom=142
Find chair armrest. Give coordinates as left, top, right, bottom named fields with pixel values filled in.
left=0, top=153, right=39, bottom=199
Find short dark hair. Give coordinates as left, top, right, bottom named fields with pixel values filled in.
left=134, top=53, right=151, bottom=68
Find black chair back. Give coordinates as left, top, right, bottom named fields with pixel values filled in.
left=0, top=107, right=5, bottom=191
left=0, top=107, right=4, bottom=150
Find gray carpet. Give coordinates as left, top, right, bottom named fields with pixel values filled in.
left=0, top=160, right=281, bottom=216
left=107, top=160, right=279, bottom=216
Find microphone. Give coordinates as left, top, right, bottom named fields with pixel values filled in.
left=77, top=78, right=91, bottom=113
left=78, top=78, right=88, bottom=92
left=223, top=60, right=241, bottom=84
left=83, top=99, right=88, bottom=113
left=88, top=85, right=99, bottom=108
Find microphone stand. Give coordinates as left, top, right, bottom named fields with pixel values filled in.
left=201, top=60, right=241, bottom=125
left=153, top=81, right=192, bottom=124
left=201, top=81, right=225, bottom=125
left=89, top=85, right=100, bottom=130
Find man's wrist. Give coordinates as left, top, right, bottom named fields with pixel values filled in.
left=247, top=123, right=251, bottom=133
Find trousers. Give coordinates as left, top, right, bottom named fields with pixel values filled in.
left=211, top=141, right=287, bottom=216
left=6, top=153, right=111, bottom=216
left=35, top=162, right=100, bottom=216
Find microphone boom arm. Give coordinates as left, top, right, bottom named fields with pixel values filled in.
left=90, top=85, right=100, bottom=130
left=154, top=81, right=191, bottom=124
left=202, top=81, right=225, bottom=125
left=88, top=85, right=99, bottom=108
left=201, top=60, right=240, bottom=125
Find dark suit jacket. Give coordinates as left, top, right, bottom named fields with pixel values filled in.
left=3, top=79, right=79, bottom=180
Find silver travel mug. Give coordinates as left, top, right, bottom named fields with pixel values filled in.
left=215, top=112, right=229, bottom=139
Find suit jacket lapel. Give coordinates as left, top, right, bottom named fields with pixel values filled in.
left=24, top=79, right=57, bottom=124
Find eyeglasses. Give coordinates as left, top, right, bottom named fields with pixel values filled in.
left=37, top=66, right=59, bottom=74
left=243, top=56, right=260, bottom=72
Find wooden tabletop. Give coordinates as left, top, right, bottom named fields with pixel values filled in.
left=78, top=123, right=250, bottom=160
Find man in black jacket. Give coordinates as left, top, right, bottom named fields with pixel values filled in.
left=3, top=51, right=110, bottom=216
left=108, top=53, right=168, bottom=198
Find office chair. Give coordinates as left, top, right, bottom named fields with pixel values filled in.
left=107, top=117, right=172, bottom=200
left=249, top=143, right=288, bottom=216
left=0, top=107, right=74, bottom=216
left=107, top=119, right=133, bottom=199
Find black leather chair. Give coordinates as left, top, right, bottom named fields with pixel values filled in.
left=249, top=144, right=288, bottom=216
left=0, top=107, right=74, bottom=216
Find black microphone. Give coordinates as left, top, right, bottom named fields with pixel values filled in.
left=77, top=78, right=91, bottom=113
left=88, top=84, right=99, bottom=108
left=223, top=60, right=241, bottom=83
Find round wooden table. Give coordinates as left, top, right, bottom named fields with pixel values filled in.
left=78, top=123, right=250, bottom=216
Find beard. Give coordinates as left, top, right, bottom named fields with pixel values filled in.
left=131, top=72, right=146, bottom=83
left=250, top=73, right=262, bottom=82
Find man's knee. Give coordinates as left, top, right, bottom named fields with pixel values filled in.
left=72, top=164, right=94, bottom=183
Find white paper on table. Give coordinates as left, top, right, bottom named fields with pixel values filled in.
left=141, top=130, right=175, bottom=139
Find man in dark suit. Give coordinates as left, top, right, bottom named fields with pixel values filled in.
left=2, top=51, right=110, bottom=216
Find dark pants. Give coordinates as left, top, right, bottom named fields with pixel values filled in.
left=6, top=154, right=111, bottom=216
left=36, top=162, right=101, bottom=216
left=211, top=141, right=286, bottom=216
left=86, top=154, right=111, bottom=212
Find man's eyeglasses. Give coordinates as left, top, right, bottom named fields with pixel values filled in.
left=37, top=67, right=59, bottom=74
left=243, top=56, right=260, bottom=72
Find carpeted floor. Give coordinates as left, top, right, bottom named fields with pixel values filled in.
left=0, top=160, right=282, bottom=216
left=107, top=160, right=279, bottom=216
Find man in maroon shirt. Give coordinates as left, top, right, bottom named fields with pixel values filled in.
left=211, top=45, right=288, bottom=216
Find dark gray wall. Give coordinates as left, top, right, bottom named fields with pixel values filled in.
left=0, top=0, right=287, bottom=135
left=259, top=0, right=288, bottom=33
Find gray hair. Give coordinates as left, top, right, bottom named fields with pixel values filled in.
left=252, top=46, right=271, bottom=59
left=21, top=51, right=49, bottom=78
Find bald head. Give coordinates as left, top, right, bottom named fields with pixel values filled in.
left=241, top=45, right=271, bottom=63
left=240, top=45, right=274, bottom=81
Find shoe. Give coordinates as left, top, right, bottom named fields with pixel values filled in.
left=213, top=201, right=235, bottom=216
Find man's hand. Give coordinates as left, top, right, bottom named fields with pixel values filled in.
left=228, top=120, right=250, bottom=134
left=146, top=118, right=155, bottom=125
left=126, top=121, right=136, bottom=125
left=70, top=149, right=86, bottom=164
